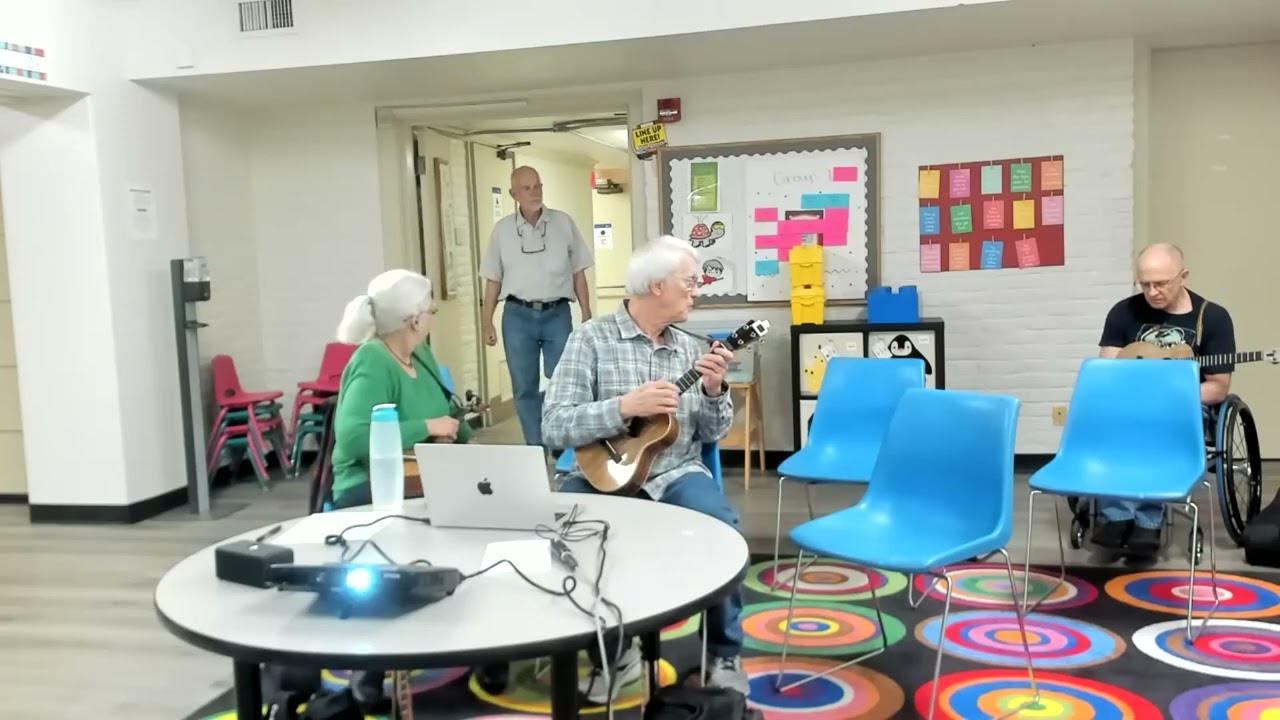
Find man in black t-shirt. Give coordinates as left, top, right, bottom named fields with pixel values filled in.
left=1095, top=243, right=1235, bottom=553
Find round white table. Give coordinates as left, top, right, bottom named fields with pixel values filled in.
left=154, top=494, right=750, bottom=719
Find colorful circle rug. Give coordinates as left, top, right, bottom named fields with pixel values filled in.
left=1133, top=619, right=1280, bottom=681
left=910, top=563, right=1097, bottom=610
left=914, top=668, right=1164, bottom=719
left=321, top=667, right=470, bottom=694
left=470, top=654, right=676, bottom=714
left=742, top=600, right=906, bottom=656
left=1168, top=681, right=1280, bottom=719
left=744, top=558, right=907, bottom=601
left=1106, top=571, right=1280, bottom=619
left=662, top=613, right=702, bottom=640
left=742, top=655, right=903, bottom=719
left=914, top=610, right=1126, bottom=669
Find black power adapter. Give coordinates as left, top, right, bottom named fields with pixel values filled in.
left=215, top=540, right=295, bottom=588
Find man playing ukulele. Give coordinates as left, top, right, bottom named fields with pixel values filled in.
left=541, top=235, right=748, bottom=704
left=1096, top=242, right=1236, bottom=552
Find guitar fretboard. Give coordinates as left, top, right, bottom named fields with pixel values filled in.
left=1198, top=351, right=1265, bottom=366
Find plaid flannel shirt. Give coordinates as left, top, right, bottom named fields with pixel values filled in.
left=542, top=303, right=734, bottom=500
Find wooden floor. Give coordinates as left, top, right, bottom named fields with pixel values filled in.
left=1, top=419, right=1276, bottom=718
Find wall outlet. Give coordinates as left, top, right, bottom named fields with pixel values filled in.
left=1051, top=406, right=1067, bottom=426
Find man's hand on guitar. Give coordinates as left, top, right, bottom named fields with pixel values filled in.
left=620, top=381, right=681, bottom=419
left=696, top=346, right=734, bottom=396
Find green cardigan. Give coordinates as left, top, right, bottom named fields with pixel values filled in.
left=330, top=341, right=472, bottom=502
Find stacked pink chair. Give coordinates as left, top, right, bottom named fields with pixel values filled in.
left=207, top=354, right=292, bottom=487
left=288, top=342, right=357, bottom=471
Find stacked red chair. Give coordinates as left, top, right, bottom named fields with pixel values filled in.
left=289, top=342, right=356, bottom=471
left=207, top=354, right=292, bottom=487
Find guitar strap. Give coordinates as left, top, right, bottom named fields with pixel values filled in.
left=1194, top=300, right=1209, bottom=353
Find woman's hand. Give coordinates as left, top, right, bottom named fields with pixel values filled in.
left=426, top=416, right=460, bottom=440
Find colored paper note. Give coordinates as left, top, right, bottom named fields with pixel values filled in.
left=983, top=200, right=1005, bottom=229
left=1016, top=237, right=1041, bottom=268
left=689, top=161, right=719, bottom=212
left=754, top=258, right=779, bottom=276
left=1041, top=195, right=1064, bottom=225
left=1010, top=162, right=1032, bottom=192
left=1040, top=160, right=1063, bottom=191
left=824, top=207, right=850, bottom=239
left=920, top=206, right=940, bottom=235
left=981, top=164, right=1003, bottom=195
left=800, top=193, right=851, bottom=210
left=753, top=207, right=778, bottom=222
left=919, top=169, right=941, bottom=199
left=981, top=240, right=1004, bottom=269
left=832, top=166, right=859, bottom=182
left=950, top=203, right=973, bottom=234
left=1013, top=199, right=1035, bottom=230
left=949, top=168, right=971, bottom=198
left=948, top=241, right=971, bottom=271
left=920, top=243, right=942, bottom=273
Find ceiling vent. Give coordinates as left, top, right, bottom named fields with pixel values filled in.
left=237, top=0, right=294, bottom=33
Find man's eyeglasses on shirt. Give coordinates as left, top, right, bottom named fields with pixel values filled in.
left=517, top=219, right=547, bottom=254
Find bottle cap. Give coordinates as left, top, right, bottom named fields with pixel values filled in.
left=371, top=403, right=399, bottom=422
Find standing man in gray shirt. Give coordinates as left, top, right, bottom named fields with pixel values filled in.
left=479, top=165, right=594, bottom=447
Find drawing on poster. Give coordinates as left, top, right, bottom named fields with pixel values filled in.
left=868, top=332, right=937, bottom=388
left=681, top=213, right=731, bottom=250
left=917, top=155, right=1064, bottom=273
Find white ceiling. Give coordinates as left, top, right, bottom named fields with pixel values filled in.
left=432, top=113, right=631, bottom=169
left=144, top=0, right=1280, bottom=108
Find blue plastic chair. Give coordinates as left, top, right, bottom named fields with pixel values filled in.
left=554, top=443, right=722, bottom=490
left=771, top=357, right=925, bottom=587
left=777, top=388, right=1036, bottom=720
left=1025, top=358, right=1216, bottom=640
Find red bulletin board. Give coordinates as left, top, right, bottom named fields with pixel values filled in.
left=917, top=155, right=1064, bottom=272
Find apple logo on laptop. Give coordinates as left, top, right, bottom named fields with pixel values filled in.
left=477, top=479, right=493, bottom=496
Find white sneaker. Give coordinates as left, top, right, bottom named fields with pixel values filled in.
left=708, top=656, right=749, bottom=696
left=578, top=646, right=643, bottom=705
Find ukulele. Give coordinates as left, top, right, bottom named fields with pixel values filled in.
left=576, top=319, right=771, bottom=495
left=1117, top=342, right=1279, bottom=366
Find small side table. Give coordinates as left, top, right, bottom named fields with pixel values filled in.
left=720, top=372, right=765, bottom=490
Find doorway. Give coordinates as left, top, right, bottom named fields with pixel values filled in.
left=408, top=111, right=634, bottom=437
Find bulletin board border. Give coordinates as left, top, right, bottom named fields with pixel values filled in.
left=657, top=133, right=882, bottom=308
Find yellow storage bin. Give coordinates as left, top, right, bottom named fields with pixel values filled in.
left=790, top=286, right=825, bottom=325
left=789, top=245, right=824, bottom=288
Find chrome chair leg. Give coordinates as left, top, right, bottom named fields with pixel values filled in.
left=771, top=476, right=788, bottom=589
left=775, top=554, right=889, bottom=692
left=700, top=610, right=708, bottom=685
left=1021, top=489, right=1066, bottom=614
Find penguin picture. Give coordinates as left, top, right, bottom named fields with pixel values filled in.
left=872, top=334, right=933, bottom=375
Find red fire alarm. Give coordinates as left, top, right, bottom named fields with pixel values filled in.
left=658, top=97, right=681, bottom=123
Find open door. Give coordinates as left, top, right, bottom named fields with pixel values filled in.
left=470, top=144, right=516, bottom=422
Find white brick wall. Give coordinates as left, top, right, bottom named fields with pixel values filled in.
left=641, top=39, right=1140, bottom=453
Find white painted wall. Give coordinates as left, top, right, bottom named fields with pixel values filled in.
left=122, top=0, right=1003, bottom=80
left=639, top=39, right=1140, bottom=453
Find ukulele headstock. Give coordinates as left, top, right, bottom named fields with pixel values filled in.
left=1265, top=349, right=1280, bottom=365
left=719, top=320, right=771, bottom=351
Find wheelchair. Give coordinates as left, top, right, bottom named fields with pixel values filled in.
left=1066, top=393, right=1264, bottom=563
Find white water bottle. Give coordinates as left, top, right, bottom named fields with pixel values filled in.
left=368, top=403, right=404, bottom=511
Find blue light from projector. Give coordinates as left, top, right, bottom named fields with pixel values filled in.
left=344, top=567, right=373, bottom=593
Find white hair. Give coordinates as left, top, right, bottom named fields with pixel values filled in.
left=624, top=235, right=700, bottom=296
left=336, top=269, right=433, bottom=344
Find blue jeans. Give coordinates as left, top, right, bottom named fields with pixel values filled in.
left=1099, top=500, right=1164, bottom=530
left=557, top=471, right=746, bottom=664
left=501, top=300, right=572, bottom=447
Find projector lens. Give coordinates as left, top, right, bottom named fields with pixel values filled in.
left=345, top=567, right=373, bottom=592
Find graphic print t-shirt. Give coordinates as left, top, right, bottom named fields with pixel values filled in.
left=1099, top=290, right=1236, bottom=379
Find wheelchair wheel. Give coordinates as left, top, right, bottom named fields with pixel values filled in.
left=1189, top=524, right=1204, bottom=566
left=1216, top=395, right=1264, bottom=546
left=1070, top=518, right=1084, bottom=549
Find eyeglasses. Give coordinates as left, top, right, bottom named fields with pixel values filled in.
left=674, top=274, right=702, bottom=290
left=1139, top=273, right=1185, bottom=291
left=517, top=219, right=547, bottom=254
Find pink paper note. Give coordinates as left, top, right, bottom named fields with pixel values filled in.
left=920, top=244, right=942, bottom=273
left=824, top=208, right=849, bottom=236
left=949, top=168, right=971, bottom=198
left=832, top=166, right=859, bottom=182
left=776, top=219, right=825, bottom=234
left=983, top=200, right=1004, bottom=229
left=949, top=242, right=971, bottom=271
left=754, top=208, right=779, bottom=222
left=1041, top=195, right=1064, bottom=226
left=1016, top=237, right=1041, bottom=268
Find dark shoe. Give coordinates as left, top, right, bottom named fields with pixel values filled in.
left=1126, top=526, right=1161, bottom=554
left=349, top=670, right=391, bottom=715
left=1093, top=520, right=1132, bottom=548
left=474, top=662, right=510, bottom=695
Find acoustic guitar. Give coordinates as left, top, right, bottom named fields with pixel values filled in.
left=1117, top=342, right=1279, bottom=367
left=576, top=319, right=772, bottom=495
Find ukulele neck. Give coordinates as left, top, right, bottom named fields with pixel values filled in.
left=1198, top=350, right=1262, bottom=366
left=674, top=366, right=706, bottom=395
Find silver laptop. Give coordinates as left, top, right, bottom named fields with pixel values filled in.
left=413, top=443, right=560, bottom=531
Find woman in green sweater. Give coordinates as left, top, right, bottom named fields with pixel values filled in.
left=331, top=268, right=472, bottom=509
left=330, top=269, right=506, bottom=710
